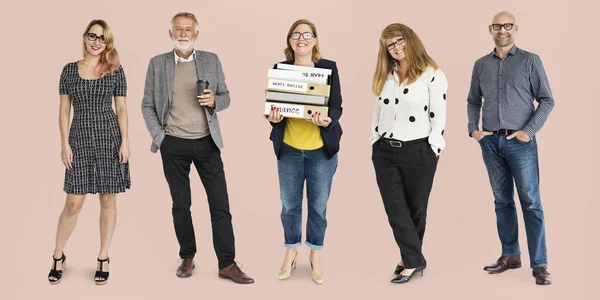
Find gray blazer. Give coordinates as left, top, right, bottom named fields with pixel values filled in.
left=141, top=50, right=230, bottom=153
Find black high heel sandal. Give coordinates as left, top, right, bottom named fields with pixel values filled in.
left=391, top=265, right=426, bottom=284
left=48, top=253, right=67, bottom=285
left=95, top=257, right=110, bottom=285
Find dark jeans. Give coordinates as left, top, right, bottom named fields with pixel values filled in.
left=479, top=133, right=548, bottom=268
left=372, top=138, right=438, bottom=269
left=160, top=134, right=235, bottom=269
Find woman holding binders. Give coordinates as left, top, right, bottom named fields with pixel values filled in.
left=47, top=20, right=130, bottom=285
left=263, top=19, right=343, bottom=285
left=371, top=23, right=447, bottom=284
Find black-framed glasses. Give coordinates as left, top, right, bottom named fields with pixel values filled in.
left=86, top=33, right=106, bottom=44
left=386, top=37, right=405, bottom=51
left=491, top=23, right=514, bottom=31
left=289, top=32, right=314, bottom=40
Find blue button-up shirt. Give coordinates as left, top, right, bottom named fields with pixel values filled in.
left=467, top=46, right=555, bottom=137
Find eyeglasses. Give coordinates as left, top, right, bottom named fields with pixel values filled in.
left=86, top=33, right=106, bottom=44
left=491, top=23, right=514, bottom=31
left=386, top=37, right=405, bottom=51
left=289, top=32, right=314, bottom=40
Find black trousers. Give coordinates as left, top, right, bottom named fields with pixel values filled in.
left=372, top=138, right=438, bottom=269
left=160, top=134, right=235, bottom=269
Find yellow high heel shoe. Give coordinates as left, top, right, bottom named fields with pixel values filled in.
left=277, top=251, right=298, bottom=280
left=309, top=259, right=324, bottom=285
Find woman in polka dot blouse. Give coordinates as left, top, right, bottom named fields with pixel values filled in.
left=370, top=23, right=447, bottom=284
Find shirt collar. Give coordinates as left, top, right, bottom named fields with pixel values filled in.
left=491, top=44, right=518, bottom=58
left=174, top=50, right=195, bottom=64
left=391, top=62, right=405, bottom=84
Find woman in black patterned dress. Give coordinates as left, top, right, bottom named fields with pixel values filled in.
left=48, top=20, right=130, bottom=285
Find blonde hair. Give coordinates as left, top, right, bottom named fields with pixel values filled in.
left=284, top=19, right=322, bottom=63
left=372, top=23, right=438, bottom=96
left=82, top=20, right=120, bottom=77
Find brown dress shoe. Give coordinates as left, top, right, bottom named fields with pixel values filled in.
left=218, top=263, right=255, bottom=284
left=176, top=258, right=195, bottom=278
left=532, top=267, right=552, bottom=285
left=483, top=255, right=521, bottom=274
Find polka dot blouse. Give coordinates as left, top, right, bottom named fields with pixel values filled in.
left=371, top=66, right=448, bottom=155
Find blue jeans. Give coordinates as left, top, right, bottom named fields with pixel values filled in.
left=277, top=143, right=338, bottom=250
left=479, top=133, right=548, bottom=268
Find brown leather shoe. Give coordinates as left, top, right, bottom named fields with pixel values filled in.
left=218, top=263, right=255, bottom=284
left=176, top=258, right=195, bottom=278
left=483, top=255, right=521, bottom=274
left=532, top=267, right=552, bottom=285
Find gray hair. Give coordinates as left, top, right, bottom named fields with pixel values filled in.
left=171, top=12, right=199, bottom=27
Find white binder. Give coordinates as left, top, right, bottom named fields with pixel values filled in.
left=267, top=69, right=328, bottom=85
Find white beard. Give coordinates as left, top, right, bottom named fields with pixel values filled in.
left=173, top=37, right=195, bottom=52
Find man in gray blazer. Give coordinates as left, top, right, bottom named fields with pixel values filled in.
left=141, top=12, right=253, bottom=284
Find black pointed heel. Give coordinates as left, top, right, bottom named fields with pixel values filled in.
left=94, top=257, right=110, bottom=285
left=48, top=253, right=67, bottom=285
left=391, top=265, right=426, bottom=284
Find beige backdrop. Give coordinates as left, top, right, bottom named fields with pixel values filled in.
left=0, top=0, right=596, bottom=299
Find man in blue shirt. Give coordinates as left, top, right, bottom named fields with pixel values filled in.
left=467, top=11, right=555, bottom=285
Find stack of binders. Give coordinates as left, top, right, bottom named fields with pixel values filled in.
left=264, top=64, right=332, bottom=119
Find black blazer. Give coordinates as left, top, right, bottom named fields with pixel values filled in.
left=268, top=58, right=343, bottom=159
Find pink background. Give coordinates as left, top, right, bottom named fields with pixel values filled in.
left=0, top=0, right=596, bottom=299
